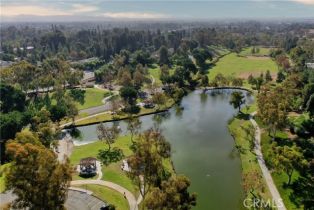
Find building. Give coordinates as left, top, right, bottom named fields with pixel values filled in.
left=79, top=157, right=97, bottom=176
left=306, top=62, right=314, bottom=69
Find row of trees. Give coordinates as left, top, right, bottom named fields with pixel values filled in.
left=256, top=38, right=314, bottom=209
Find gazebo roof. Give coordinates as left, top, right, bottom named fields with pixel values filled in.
left=80, top=157, right=97, bottom=166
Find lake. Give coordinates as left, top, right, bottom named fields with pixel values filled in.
left=73, top=89, right=254, bottom=210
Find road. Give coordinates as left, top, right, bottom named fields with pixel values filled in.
left=250, top=112, right=286, bottom=210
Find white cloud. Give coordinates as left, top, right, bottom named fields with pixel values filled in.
left=102, top=12, right=170, bottom=19
left=71, top=4, right=98, bottom=13
left=291, top=0, right=314, bottom=5
left=1, top=5, right=72, bottom=16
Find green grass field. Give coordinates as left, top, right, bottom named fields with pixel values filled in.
left=51, top=88, right=109, bottom=110
left=76, top=88, right=109, bottom=110
left=239, top=47, right=273, bottom=57
left=70, top=136, right=133, bottom=165
left=75, top=184, right=129, bottom=210
left=148, top=65, right=162, bottom=85
left=208, top=53, right=277, bottom=80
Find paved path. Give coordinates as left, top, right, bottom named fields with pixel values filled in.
left=71, top=180, right=138, bottom=210
left=79, top=103, right=111, bottom=116
left=250, top=112, right=286, bottom=210
left=57, top=135, right=74, bottom=163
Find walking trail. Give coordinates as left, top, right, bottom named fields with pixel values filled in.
left=250, top=112, right=286, bottom=210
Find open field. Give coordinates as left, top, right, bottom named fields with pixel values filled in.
left=75, top=184, right=129, bottom=210
left=148, top=65, right=162, bottom=85
left=208, top=53, right=277, bottom=80
left=76, top=88, right=109, bottom=110
left=51, top=88, right=109, bottom=110
left=239, top=47, right=274, bottom=57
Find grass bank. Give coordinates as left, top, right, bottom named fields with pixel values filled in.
left=73, top=98, right=175, bottom=126
left=228, top=116, right=271, bottom=201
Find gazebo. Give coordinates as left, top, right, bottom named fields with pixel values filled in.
left=79, top=157, right=97, bottom=176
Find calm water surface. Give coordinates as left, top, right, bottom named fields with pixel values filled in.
left=73, top=90, right=253, bottom=210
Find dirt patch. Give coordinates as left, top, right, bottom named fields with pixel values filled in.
left=246, top=56, right=271, bottom=60
left=239, top=72, right=277, bottom=80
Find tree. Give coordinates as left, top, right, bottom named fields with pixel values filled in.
left=126, top=115, right=142, bottom=144
left=248, top=74, right=255, bottom=85
left=274, top=145, right=307, bottom=185
left=97, top=123, right=120, bottom=151
left=229, top=91, right=246, bottom=112
left=265, top=70, right=272, bottom=82
left=6, top=142, right=72, bottom=210
left=68, top=89, right=85, bottom=105
left=133, top=69, right=145, bottom=89
left=2, top=61, right=37, bottom=92
left=200, top=75, right=209, bottom=86
left=10, top=130, right=42, bottom=146
left=128, top=129, right=171, bottom=204
left=152, top=92, right=167, bottom=110
left=0, top=84, right=26, bottom=113
left=213, top=73, right=229, bottom=87
left=276, top=70, right=286, bottom=83
left=145, top=175, right=197, bottom=210
left=159, top=46, right=169, bottom=65
left=0, top=111, right=30, bottom=140
left=120, top=86, right=138, bottom=107
left=231, top=77, right=243, bottom=87
left=257, top=86, right=288, bottom=138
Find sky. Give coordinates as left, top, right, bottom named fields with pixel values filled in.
left=1, top=0, right=314, bottom=21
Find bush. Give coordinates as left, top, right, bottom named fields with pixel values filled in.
left=123, top=105, right=140, bottom=114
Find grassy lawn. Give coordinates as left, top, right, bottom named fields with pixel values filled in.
left=70, top=135, right=133, bottom=165
left=76, top=88, right=110, bottom=110
left=228, top=117, right=271, bottom=200
left=148, top=65, right=162, bottom=85
left=70, top=135, right=137, bottom=194
left=0, top=163, right=10, bottom=193
left=208, top=53, right=277, bottom=80
left=147, top=64, right=175, bottom=86
left=239, top=47, right=273, bottom=57
left=75, top=184, right=129, bottom=210
left=51, top=88, right=109, bottom=110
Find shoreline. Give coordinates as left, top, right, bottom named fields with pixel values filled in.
left=64, top=86, right=254, bottom=128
